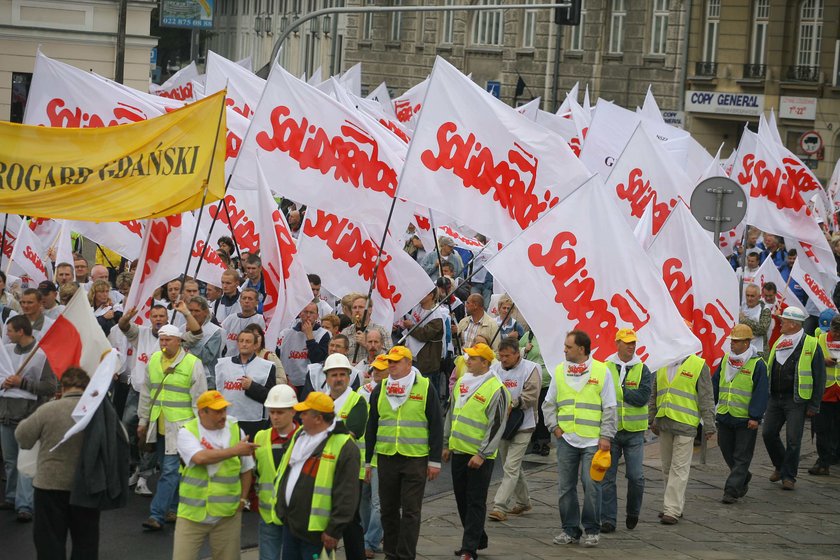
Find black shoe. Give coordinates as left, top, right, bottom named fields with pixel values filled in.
left=808, top=464, right=830, bottom=476
left=600, top=522, right=616, bottom=533
left=540, top=443, right=551, bottom=456
left=142, top=517, right=164, bottom=531
left=15, top=511, right=32, bottom=523
left=721, top=494, right=737, bottom=504
left=625, top=515, right=638, bottom=530
left=0, top=502, right=14, bottom=511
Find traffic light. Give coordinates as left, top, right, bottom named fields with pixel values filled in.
left=555, top=0, right=582, bottom=25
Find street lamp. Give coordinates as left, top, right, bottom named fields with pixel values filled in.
left=291, top=13, right=299, bottom=37
left=280, top=14, right=288, bottom=33
left=323, top=14, right=332, bottom=37
left=254, top=14, right=264, bottom=37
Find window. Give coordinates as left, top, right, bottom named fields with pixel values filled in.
left=750, top=0, right=769, bottom=65
left=362, top=0, right=373, bottom=40
left=569, top=0, right=586, bottom=51
left=608, top=0, right=625, bottom=54
left=471, top=0, right=503, bottom=47
left=650, top=0, right=669, bottom=55
left=797, top=0, right=823, bottom=68
left=441, top=0, right=454, bottom=44
left=703, top=0, right=720, bottom=62
left=390, top=0, right=402, bottom=41
left=11, top=72, right=32, bottom=123
left=522, top=0, right=536, bottom=48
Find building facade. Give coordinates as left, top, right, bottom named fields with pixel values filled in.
left=0, top=0, right=158, bottom=121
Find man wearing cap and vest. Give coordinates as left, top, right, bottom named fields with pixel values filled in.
left=650, top=350, right=716, bottom=524
left=601, top=328, right=651, bottom=533
left=488, top=339, right=540, bottom=523
left=809, top=314, right=840, bottom=476
left=712, top=324, right=769, bottom=504
left=323, top=352, right=367, bottom=559
left=365, top=346, right=444, bottom=560
left=138, top=324, right=207, bottom=532
left=275, top=392, right=361, bottom=559
left=443, top=343, right=508, bottom=560
left=763, top=306, right=826, bottom=489
left=542, top=330, right=616, bottom=548
left=254, top=385, right=299, bottom=560
left=173, top=390, right=258, bottom=560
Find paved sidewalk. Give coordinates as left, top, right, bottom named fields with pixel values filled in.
left=243, top=433, right=840, bottom=559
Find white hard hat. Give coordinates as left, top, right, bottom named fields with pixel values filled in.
left=780, top=306, right=807, bottom=322
left=323, top=353, right=353, bottom=373
left=264, top=385, right=298, bottom=409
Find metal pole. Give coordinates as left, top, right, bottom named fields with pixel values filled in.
left=114, top=0, right=127, bottom=84
left=551, top=23, right=564, bottom=112
left=329, top=9, right=340, bottom=77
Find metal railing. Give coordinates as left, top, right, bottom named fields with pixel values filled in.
left=694, top=61, right=717, bottom=77
left=786, top=65, right=820, bottom=82
left=742, top=63, right=766, bottom=79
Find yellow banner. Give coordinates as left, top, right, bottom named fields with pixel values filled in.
left=0, top=90, right=227, bottom=220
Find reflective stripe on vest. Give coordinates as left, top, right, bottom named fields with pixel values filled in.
left=655, top=355, right=705, bottom=427
left=275, top=431, right=353, bottom=532
left=149, top=352, right=198, bottom=424
left=554, top=361, right=607, bottom=438
left=254, top=428, right=290, bottom=525
left=606, top=362, right=648, bottom=432
left=375, top=375, right=430, bottom=458
left=716, top=355, right=760, bottom=419
left=338, top=391, right=367, bottom=480
left=177, top=419, right=242, bottom=522
left=767, top=334, right=817, bottom=400
left=818, top=333, right=840, bottom=391
left=450, top=375, right=506, bottom=459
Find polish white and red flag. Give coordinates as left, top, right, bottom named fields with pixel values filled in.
left=392, top=76, right=429, bottom=130
left=0, top=214, right=23, bottom=275
left=297, top=208, right=433, bottom=329
left=9, top=220, right=53, bottom=285
left=484, top=175, right=700, bottom=372
left=39, top=287, right=112, bottom=378
left=647, top=202, right=739, bottom=370
left=603, top=123, right=694, bottom=235
left=789, top=239, right=838, bottom=313
left=399, top=56, right=590, bottom=244
left=234, top=63, right=405, bottom=226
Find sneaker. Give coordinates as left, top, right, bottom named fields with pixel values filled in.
left=600, top=522, right=616, bottom=533
left=128, top=468, right=140, bottom=487
left=488, top=509, right=507, bottom=521
left=583, top=533, right=600, bottom=547
left=165, top=511, right=177, bottom=523
left=769, top=470, right=782, bottom=482
left=135, top=477, right=153, bottom=496
left=721, top=494, right=737, bottom=504
left=552, top=531, right=579, bottom=545
left=625, top=515, right=639, bottom=530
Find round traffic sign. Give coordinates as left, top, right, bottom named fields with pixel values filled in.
left=799, top=130, right=823, bottom=155
left=689, top=177, right=747, bottom=243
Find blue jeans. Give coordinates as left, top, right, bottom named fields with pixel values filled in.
left=762, top=395, right=807, bottom=482
left=600, top=431, right=645, bottom=525
left=259, top=517, right=284, bottom=560
left=150, top=437, right=180, bottom=523
left=360, top=467, right=383, bottom=551
left=556, top=438, right=600, bottom=538
left=281, top=525, right=321, bottom=560
left=1, top=423, right=34, bottom=513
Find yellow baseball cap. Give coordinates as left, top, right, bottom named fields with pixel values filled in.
left=590, top=449, right=612, bottom=482
left=196, top=390, right=231, bottom=411
left=465, top=343, right=495, bottom=362
left=615, top=328, right=637, bottom=343
left=383, top=345, right=413, bottom=362
left=371, top=354, right=389, bottom=371
left=293, top=391, right=335, bottom=414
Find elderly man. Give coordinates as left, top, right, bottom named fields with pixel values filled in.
left=762, top=306, right=826, bottom=489
left=173, top=390, right=258, bottom=560
left=421, top=236, right=464, bottom=281
left=342, top=295, right=392, bottom=364
left=543, top=331, right=616, bottom=547
left=365, top=346, right=443, bottom=560
left=183, top=296, right=223, bottom=390
left=456, top=294, right=500, bottom=352
left=302, top=334, right=351, bottom=402
left=712, top=324, right=769, bottom=504
left=278, top=302, right=331, bottom=393
left=740, top=284, right=771, bottom=356
left=138, top=324, right=207, bottom=531
left=352, top=330, right=385, bottom=386
left=443, top=343, right=508, bottom=560
left=810, top=315, right=840, bottom=476
left=275, top=392, right=360, bottom=558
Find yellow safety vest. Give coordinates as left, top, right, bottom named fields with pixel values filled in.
left=554, top=361, right=607, bottom=439
left=254, top=427, right=297, bottom=525
left=149, top=352, right=198, bottom=424
left=656, top=355, right=705, bottom=427
left=817, top=333, right=840, bottom=391
left=767, top=334, right=817, bottom=400
left=338, top=391, right=367, bottom=479
left=177, top=419, right=242, bottom=522
left=606, top=362, right=648, bottom=432
left=376, top=375, right=430, bottom=457
left=449, top=375, right=506, bottom=459
left=716, top=355, right=761, bottom=419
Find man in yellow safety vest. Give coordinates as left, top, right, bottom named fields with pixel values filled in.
left=809, top=314, right=840, bottom=476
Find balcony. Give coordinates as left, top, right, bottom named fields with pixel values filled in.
left=694, top=61, right=718, bottom=77
left=742, top=63, right=766, bottom=80
left=786, top=65, right=820, bottom=82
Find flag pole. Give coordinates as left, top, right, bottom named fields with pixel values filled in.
left=0, top=213, right=8, bottom=270
left=487, top=302, right=516, bottom=348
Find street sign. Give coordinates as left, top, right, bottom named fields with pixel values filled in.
left=799, top=130, right=823, bottom=155
left=689, top=177, right=747, bottom=247
left=486, top=81, right=501, bottom=99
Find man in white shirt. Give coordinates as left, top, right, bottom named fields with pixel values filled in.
left=220, top=288, right=265, bottom=357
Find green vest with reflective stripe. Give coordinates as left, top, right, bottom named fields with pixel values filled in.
left=254, top=427, right=291, bottom=525
left=767, top=334, right=817, bottom=400
left=149, top=351, right=198, bottom=423
left=177, top=419, right=242, bottom=522
left=376, top=374, right=430, bottom=457
left=655, top=355, right=705, bottom=427
left=716, top=355, right=761, bottom=419
left=817, top=333, right=840, bottom=391
left=275, top=430, right=353, bottom=532
left=606, top=362, right=648, bottom=432
left=554, top=361, right=607, bottom=438
left=338, top=391, right=366, bottom=479
left=450, top=375, right=505, bottom=459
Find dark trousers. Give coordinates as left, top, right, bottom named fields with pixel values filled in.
left=762, top=395, right=807, bottom=482
left=530, top=386, right=550, bottom=445
left=34, top=487, right=100, bottom=560
left=717, top=422, right=758, bottom=497
left=451, top=453, right=494, bottom=556
left=378, top=454, right=428, bottom=560
left=342, top=480, right=366, bottom=560
left=814, top=400, right=840, bottom=467
left=281, top=525, right=321, bottom=560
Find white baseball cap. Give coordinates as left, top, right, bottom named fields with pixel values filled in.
left=264, top=385, right=299, bottom=409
